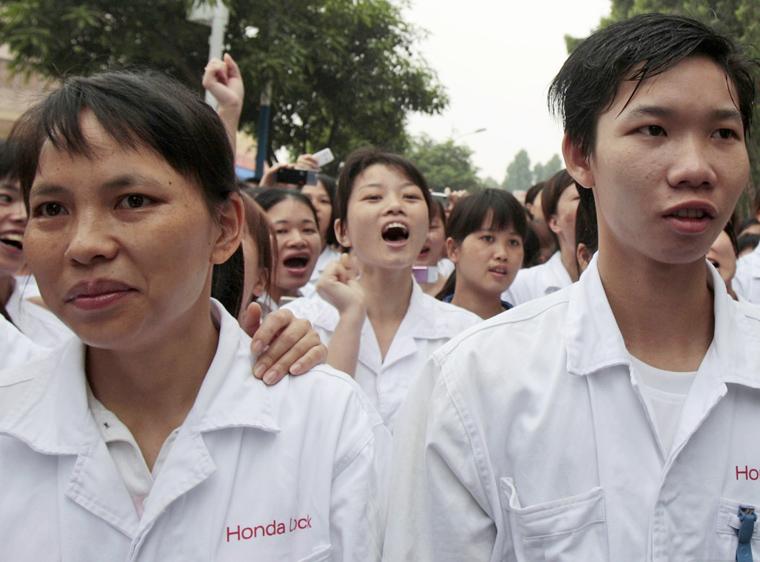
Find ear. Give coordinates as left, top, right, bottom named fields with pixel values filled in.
left=562, top=133, right=595, bottom=191
left=334, top=217, right=352, bottom=249
left=576, top=242, right=592, bottom=273
left=548, top=214, right=561, bottom=235
left=252, top=267, right=268, bottom=298
left=211, top=192, right=245, bottom=265
left=445, top=237, right=460, bottom=263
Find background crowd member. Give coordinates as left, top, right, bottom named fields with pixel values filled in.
left=0, top=140, right=75, bottom=346
left=523, top=180, right=555, bottom=264
left=300, top=172, right=344, bottom=290
left=212, top=190, right=271, bottom=320
left=415, top=197, right=449, bottom=296
left=708, top=220, right=739, bottom=299
left=737, top=232, right=760, bottom=257
left=574, top=190, right=598, bottom=274
left=285, top=148, right=480, bottom=429
left=0, top=140, right=26, bottom=323
left=386, top=14, right=758, bottom=560
left=0, top=70, right=388, bottom=560
left=254, top=188, right=321, bottom=311
left=436, top=188, right=526, bottom=318
left=503, top=169, right=580, bottom=306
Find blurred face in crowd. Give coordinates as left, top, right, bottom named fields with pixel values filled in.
left=0, top=178, right=26, bottom=280
left=448, top=215, right=524, bottom=298
left=24, top=112, right=240, bottom=350
left=565, top=56, right=749, bottom=267
left=337, top=164, right=428, bottom=272
left=548, top=184, right=580, bottom=252
left=706, top=229, right=737, bottom=289
left=416, top=211, right=446, bottom=267
left=301, top=181, right=332, bottom=245
left=267, top=197, right=321, bottom=297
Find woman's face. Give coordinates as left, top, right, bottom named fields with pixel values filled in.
left=549, top=184, right=580, bottom=251
left=337, top=164, right=428, bottom=271
left=706, top=230, right=736, bottom=288
left=448, top=220, right=523, bottom=297
left=301, top=182, right=332, bottom=245
left=0, top=178, right=27, bottom=277
left=267, top=198, right=321, bottom=296
left=416, top=213, right=446, bottom=267
left=24, top=113, right=239, bottom=350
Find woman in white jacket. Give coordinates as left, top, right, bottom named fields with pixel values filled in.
left=0, top=70, right=388, bottom=561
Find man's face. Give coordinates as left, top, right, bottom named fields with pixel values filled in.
left=568, top=56, right=749, bottom=268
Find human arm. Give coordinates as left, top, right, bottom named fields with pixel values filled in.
left=315, top=254, right=366, bottom=376
left=202, top=53, right=244, bottom=153
left=241, top=303, right=327, bottom=385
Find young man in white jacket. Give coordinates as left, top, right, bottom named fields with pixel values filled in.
left=386, top=13, right=759, bottom=562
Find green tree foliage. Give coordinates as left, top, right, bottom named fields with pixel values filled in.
left=407, top=134, right=479, bottom=191
left=0, top=0, right=448, bottom=163
left=532, top=154, right=562, bottom=183
left=567, top=0, right=760, bottom=204
left=502, top=149, right=533, bottom=192
left=503, top=150, right=562, bottom=191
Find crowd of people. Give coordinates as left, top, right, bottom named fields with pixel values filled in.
left=1, top=11, right=759, bottom=561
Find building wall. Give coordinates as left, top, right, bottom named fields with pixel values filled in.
left=0, top=44, right=56, bottom=138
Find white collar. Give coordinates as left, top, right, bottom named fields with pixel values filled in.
left=564, top=255, right=760, bottom=389
left=0, top=300, right=282, bottom=456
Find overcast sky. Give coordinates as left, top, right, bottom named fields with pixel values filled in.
left=404, top=0, right=611, bottom=182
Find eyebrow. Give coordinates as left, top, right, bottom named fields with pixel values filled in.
left=0, top=182, right=20, bottom=193
left=30, top=174, right=164, bottom=198
left=622, top=105, right=743, bottom=123
left=272, top=218, right=317, bottom=226
left=356, top=181, right=416, bottom=190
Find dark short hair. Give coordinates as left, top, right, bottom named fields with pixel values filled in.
left=541, top=169, right=575, bottom=222
left=524, top=181, right=545, bottom=208
left=436, top=188, right=527, bottom=300
left=10, top=70, right=237, bottom=213
left=738, top=233, right=760, bottom=255
left=335, top=147, right=433, bottom=227
left=254, top=187, right=319, bottom=226
left=575, top=194, right=599, bottom=256
left=300, top=173, right=339, bottom=248
left=212, top=190, right=274, bottom=317
left=0, top=140, right=19, bottom=183
left=549, top=13, right=758, bottom=161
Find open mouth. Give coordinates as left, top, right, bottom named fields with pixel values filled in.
left=283, top=256, right=309, bottom=269
left=488, top=266, right=508, bottom=276
left=0, top=234, right=23, bottom=252
left=382, top=222, right=410, bottom=243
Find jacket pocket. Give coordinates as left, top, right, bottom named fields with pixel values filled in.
left=711, top=497, right=760, bottom=560
left=296, top=543, right=332, bottom=562
left=500, top=477, right=608, bottom=561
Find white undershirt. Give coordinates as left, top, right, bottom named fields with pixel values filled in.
left=87, top=387, right=179, bottom=518
left=629, top=355, right=696, bottom=455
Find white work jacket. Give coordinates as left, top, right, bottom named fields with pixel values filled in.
left=0, top=315, right=50, bottom=369
left=501, top=251, right=572, bottom=306
left=0, top=301, right=389, bottom=561
left=734, top=244, right=760, bottom=304
left=285, top=280, right=481, bottom=429
left=386, top=257, right=760, bottom=561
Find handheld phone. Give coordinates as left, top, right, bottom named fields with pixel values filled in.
left=431, top=191, right=449, bottom=203
left=412, top=266, right=438, bottom=284
left=276, top=168, right=318, bottom=186
left=313, top=148, right=335, bottom=167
